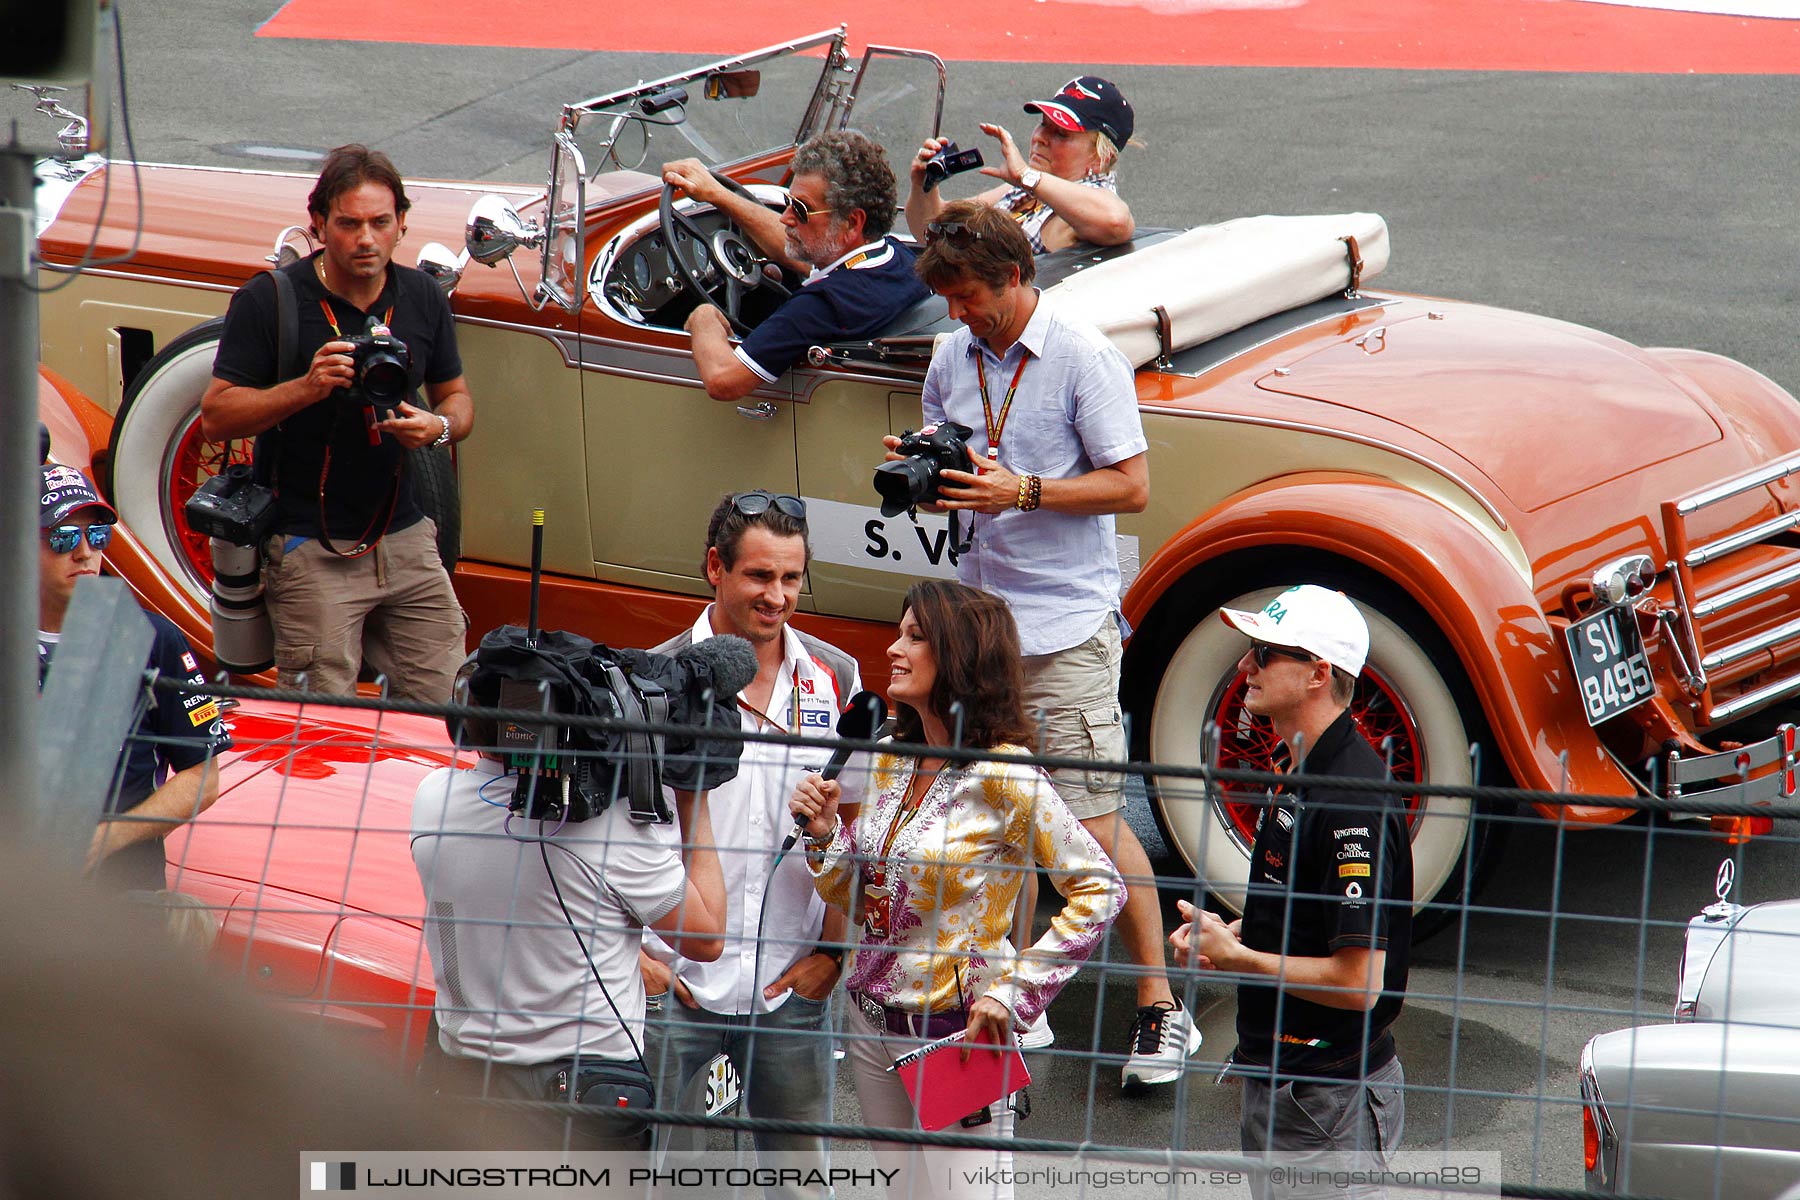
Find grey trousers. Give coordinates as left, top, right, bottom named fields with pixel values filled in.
left=1240, top=1057, right=1405, bottom=1200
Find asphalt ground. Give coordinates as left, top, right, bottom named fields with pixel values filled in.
left=10, top=6, right=1800, bottom=1191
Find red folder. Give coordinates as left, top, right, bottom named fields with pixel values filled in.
left=888, top=1030, right=1032, bottom=1132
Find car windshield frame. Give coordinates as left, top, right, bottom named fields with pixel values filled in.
left=557, top=28, right=849, bottom=211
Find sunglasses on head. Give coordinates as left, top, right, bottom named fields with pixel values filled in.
left=784, top=194, right=837, bottom=225
left=730, top=490, right=807, bottom=522
left=1250, top=641, right=1317, bottom=669
left=45, top=523, right=114, bottom=554
left=924, top=220, right=983, bottom=246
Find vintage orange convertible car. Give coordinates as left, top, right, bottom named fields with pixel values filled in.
left=32, top=29, right=1800, bottom=920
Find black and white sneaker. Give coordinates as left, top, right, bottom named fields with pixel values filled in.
left=1121, top=1000, right=1202, bottom=1090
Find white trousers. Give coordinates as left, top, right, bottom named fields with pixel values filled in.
left=845, top=1022, right=1018, bottom=1200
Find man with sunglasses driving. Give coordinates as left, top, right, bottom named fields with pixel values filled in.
left=638, top=491, right=860, bottom=1195
left=664, top=130, right=928, bottom=405
left=36, top=465, right=233, bottom=893
left=1170, top=586, right=1409, bottom=1198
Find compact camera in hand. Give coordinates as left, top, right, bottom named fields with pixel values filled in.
left=921, top=141, right=985, bottom=194
left=340, top=316, right=412, bottom=416
left=874, top=421, right=976, bottom=517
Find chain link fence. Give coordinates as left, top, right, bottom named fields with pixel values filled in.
left=101, top=673, right=1800, bottom=1199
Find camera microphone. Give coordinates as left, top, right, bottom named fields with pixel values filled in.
left=676, top=634, right=758, bottom=701
left=783, top=690, right=888, bottom=851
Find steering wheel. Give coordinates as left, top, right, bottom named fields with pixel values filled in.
left=658, top=170, right=792, bottom=335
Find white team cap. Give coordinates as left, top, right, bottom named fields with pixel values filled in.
left=1219, top=585, right=1369, bottom=678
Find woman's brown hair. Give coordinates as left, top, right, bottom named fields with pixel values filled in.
left=890, top=579, right=1033, bottom=750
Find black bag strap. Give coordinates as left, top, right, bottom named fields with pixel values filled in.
left=597, top=660, right=668, bottom=825
left=250, top=264, right=304, bottom=489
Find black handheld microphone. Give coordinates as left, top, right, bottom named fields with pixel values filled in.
left=782, top=690, right=887, bottom=852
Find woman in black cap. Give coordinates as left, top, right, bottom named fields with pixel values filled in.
left=904, top=75, right=1136, bottom=254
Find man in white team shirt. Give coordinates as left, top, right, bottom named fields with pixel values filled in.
left=641, top=491, right=861, bottom=1196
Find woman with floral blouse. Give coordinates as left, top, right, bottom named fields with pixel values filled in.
left=789, top=579, right=1124, bottom=1197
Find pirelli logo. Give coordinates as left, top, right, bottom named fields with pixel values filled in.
left=1338, top=862, right=1370, bottom=878
left=188, top=700, right=220, bottom=726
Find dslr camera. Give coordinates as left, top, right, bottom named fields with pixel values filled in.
left=921, top=141, right=985, bottom=194
left=873, top=421, right=975, bottom=517
left=340, top=316, right=412, bottom=416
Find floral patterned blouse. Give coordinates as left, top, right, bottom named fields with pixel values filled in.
left=806, top=744, right=1124, bottom=1025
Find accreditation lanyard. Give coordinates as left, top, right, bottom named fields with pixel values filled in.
left=863, top=759, right=939, bottom=940
left=736, top=660, right=800, bottom=735
left=974, top=351, right=1029, bottom=460
left=319, top=297, right=395, bottom=446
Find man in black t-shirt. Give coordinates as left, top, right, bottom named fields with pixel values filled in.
left=37, top=465, right=233, bottom=893
left=203, top=144, right=471, bottom=702
left=1170, top=584, right=1409, bottom=1199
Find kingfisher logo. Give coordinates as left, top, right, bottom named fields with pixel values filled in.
left=310, top=1161, right=356, bottom=1190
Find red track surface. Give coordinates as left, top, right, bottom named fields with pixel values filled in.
left=259, top=0, right=1800, bottom=73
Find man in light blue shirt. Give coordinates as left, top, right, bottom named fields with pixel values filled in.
left=887, top=199, right=1200, bottom=1091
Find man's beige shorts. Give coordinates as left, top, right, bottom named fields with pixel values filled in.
left=1020, top=618, right=1127, bottom=819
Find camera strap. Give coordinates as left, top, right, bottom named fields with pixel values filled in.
left=313, top=296, right=403, bottom=559
left=596, top=660, right=670, bottom=825
left=252, top=265, right=305, bottom=490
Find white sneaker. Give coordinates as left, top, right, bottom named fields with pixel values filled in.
left=1121, top=1001, right=1202, bottom=1090
left=1016, top=1014, right=1055, bottom=1050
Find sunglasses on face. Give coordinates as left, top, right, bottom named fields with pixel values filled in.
left=1250, top=641, right=1317, bottom=669
left=923, top=220, right=983, bottom=246
left=784, top=194, right=836, bottom=225
left=45, top=523, right=114, bottom=554
left=730, top=490, right=807, bottom=522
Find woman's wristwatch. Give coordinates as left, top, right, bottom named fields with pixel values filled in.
left=1019, top=168, right=1042, bottom=191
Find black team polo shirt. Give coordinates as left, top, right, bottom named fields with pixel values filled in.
left=1233, top=706, right=1413, bottom=1082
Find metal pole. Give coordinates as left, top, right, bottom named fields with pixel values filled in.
left=0, top=137, right=42, bottom=838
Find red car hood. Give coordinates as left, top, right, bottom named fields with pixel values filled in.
left=1256, top=302, right=1724, bottom=514
left=165, top=700, right=451, bottom=923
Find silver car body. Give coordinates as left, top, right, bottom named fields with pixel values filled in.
left=1582, top=898, right=1800, bottom=1198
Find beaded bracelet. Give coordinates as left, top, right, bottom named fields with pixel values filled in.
left=1015, top=473, right=1042, bottom=512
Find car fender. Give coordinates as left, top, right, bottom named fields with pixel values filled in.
left=1123, top=471, right=1638, bottom=812
left=1647, top=348, right=1800, bottom=494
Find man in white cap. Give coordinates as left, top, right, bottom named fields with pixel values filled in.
left=1169, top=585, right=1409, bottom=1199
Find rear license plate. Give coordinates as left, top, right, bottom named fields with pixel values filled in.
left=1565, top=606, right=1656, bottom=726
left=703, top=1052, right=741, bottom=1117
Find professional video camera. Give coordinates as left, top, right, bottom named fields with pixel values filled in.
left=921, top=140, right=985, bottom=194
left=455, top=625, right=757, bottom=825
left=340, top=316, right=412, bottom=416
left=873, top=420, right=975, bottom=517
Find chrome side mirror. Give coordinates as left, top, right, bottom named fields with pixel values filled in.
left=465, top=195, right=543, bottom=267
left=265, top=224, right=316, bottom=267
left=415, top=241, right=465, bottom=295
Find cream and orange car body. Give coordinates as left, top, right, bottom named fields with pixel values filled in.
left=31, top=29, right=1800, bottom=913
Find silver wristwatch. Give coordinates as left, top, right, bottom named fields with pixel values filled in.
left=1019, top=168, right=1042, bottom=191
left=432, top=413, right=452, bottom=447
